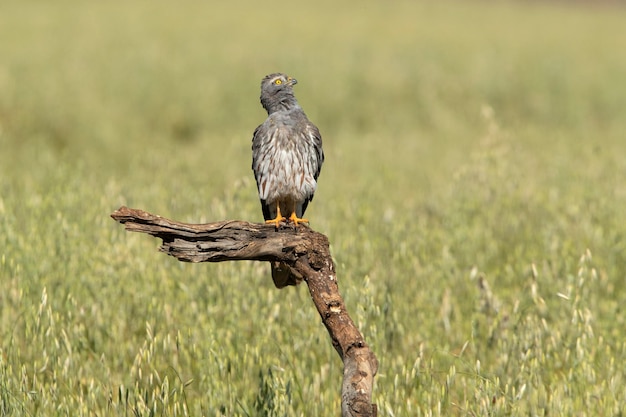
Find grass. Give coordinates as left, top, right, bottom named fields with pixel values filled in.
left=1, top=0, right=626, bottom=415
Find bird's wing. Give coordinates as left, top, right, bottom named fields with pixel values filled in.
left=251, top=122, right=271, bottom=197
left=297, top=122, right=324, bottom=217
left=305, top=121, right=324, bottom=193
left=251, top=123, right=275, bottom=220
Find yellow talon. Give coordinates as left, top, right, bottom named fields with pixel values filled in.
left=265, top=205, right=287, bottom=228
left=289, top=212, right=309, bottom=226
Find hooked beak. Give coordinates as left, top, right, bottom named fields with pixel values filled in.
left=288, top=77, right=298, bottom=86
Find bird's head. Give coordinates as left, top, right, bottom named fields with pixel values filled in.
left=262, top=73, right=298, bottom=90
left=260, top=73, right=299, bottom=113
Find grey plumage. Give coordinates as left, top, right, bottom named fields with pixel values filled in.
left=251, top=73, right=324, bottom=288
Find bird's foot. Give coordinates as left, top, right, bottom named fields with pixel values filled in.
left=288, top=213, right=309, bottom=226
left=265, top=216, right=287, bottom=228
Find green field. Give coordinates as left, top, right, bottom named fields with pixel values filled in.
left=2, top=1, right=626, bottom=415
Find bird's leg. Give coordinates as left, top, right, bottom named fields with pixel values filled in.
left=265, top=204, right=287, bottom=228
left=288, top=212, right=309, bottom=226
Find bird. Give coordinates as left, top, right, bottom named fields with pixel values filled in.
left=251, top=73, right=324, bottom=288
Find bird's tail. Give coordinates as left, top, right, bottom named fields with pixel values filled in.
left=271, top=261, right=302, bottom=288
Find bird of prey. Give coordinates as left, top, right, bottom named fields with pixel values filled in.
left=252, top=73, right=324, bottom=287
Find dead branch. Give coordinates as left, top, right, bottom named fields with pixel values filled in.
left=111, top=206, right=378, bottom=417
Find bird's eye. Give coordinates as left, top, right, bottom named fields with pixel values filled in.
left=274, top=79, right=283, bottom=85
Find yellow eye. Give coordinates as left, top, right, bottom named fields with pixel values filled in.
left=274, top=79, right=283, bottom=85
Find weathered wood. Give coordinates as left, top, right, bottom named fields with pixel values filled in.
left=111, top=206, right=378, bottom=417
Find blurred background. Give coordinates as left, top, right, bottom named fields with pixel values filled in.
left=1, top=0, right=625, bottom=415
left=3, top=0, right=624, bottom=212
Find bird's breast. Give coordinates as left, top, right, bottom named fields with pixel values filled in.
left=255, top=126, right=318, bottom=203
